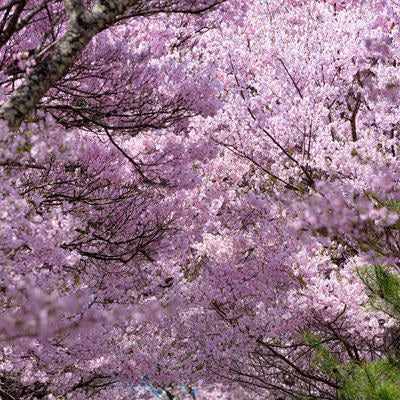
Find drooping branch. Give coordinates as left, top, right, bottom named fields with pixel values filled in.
left=0, top=0, right=225, bottom=130
left=0, top=0, right=137, bottom=129
left=0, top=0, right=27, bottom=49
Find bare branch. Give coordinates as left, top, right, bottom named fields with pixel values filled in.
left=0, top=0, right=225, bottom=129
left=0, top=0, right=27, bottom=48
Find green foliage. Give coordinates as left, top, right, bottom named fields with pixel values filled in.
left=358, top=265, right=400, bottom=318
left=301, top=331, right=400, bottom=400
left=339, top=359, right=400, bottom=400
left=368, top=192, right=400, bottom=214
left=301, top=331, right=349, bottom=379
left=383, top=199, right=400, bottom=214
left=301, top=264, right=400, bottom=400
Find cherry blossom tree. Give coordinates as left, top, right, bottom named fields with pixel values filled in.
left=0, top=0, right=244, bottom=398
left=139, top=0, right=400, bottom=393
left=144, top=0, right=400, bottom=398
left=2, top=0, right=400, bottom=399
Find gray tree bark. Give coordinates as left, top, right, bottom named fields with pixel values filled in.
left=0, top=0, right=142, bottom=129
left=0, top=0, right=223, bottom=130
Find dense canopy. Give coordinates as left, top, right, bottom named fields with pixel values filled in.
left=1, top=0, right=400, bottom=399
